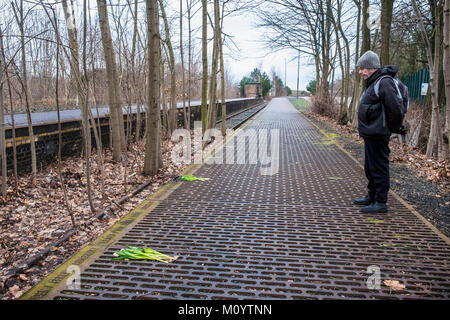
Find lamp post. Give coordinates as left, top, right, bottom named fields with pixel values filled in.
left=296, top=51, right=300, bottom=98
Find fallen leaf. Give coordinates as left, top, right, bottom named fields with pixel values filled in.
left=384, top=280, right=406, bottom=291
left=19, top=274, right=28, bottom=281
left=9, top=285, right=22, bottom=298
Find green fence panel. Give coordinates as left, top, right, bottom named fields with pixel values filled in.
left=401, top=68, right=429, bottom=102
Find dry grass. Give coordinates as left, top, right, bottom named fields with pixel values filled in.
left=309, top=94, right=339, bottom=119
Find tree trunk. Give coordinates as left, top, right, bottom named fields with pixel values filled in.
left=336, top=0, right=351, bottom=121
left=351, top=0, right=369, bottom=127
left=332, top=1, right=348, bottom=125
left=418, top=87, right=433, bottom=153
left=201, top=0, right=208, bottom=135
left=143, top=0, right=163, bottom=175
left=87, top=5, right=106, bottom=199
left=187, top=0, right=193, bottom=130
left=349, top=0, right=362, bottom=124
left=219, top=8, right=226, bottom=136
left=318, top=0, right=332, bottom=99
left=0, top=36, right=6, bottom=197
left=180, top=0, right=188, bottom=130
left=12, top=0, right=37, bottom=187
left=0, top=25, right=18, bottom=188
left=380, top=0, right=394, bottom=65
left=96, top=0, right=123, bottom=161
left=130, top=0, right=142, bottom=142
left=61, top=0, right=90, bottom=152
left=159, top=0, right=177, bottom=135
left=82, top=0, right=96, bottom=214
left=61, top=0, right=96, bottom=213
left=52, top=8, right=76, bottom=226
left=207, top=0, right=220, bottom=131
left=362, top=0, right=371, bottom=53
left=160, top=56, right=168, bottom=137
left=412, top=0, right=444, bottom=158
left=333, top=17, right=345, bottom=121
left=426, top=3, right=444, bottom=158
left=443, top=0, right=450, bottom=158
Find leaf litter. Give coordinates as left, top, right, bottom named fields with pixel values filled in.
left=0, top=137, right=190, bottom=300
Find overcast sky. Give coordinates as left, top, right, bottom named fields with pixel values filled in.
left=68, top=0, right=316, bottom=91
left=162, top=0, right=316, bottom=91
left=221, top=10, right=316, bottom=91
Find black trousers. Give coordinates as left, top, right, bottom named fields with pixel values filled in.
left=363, top=137, right=390, bottom=203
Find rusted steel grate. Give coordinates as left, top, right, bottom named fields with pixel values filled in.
left=54, top=249, right=449, bottom=300
left=51, top=99, right=450, bottom=300
left=114, top=200, right=449, bottom=266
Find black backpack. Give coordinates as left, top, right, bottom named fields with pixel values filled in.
left=374, top=75, right=409, bottom=135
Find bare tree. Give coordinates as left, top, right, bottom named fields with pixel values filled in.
left=318, top=0, right=333, bottom=99
left=207, top=0, right=221, bottom=131
left=348, top=0, right=362, bottom=124
left=0, top=27, right=6, bottom=197
left=123, top=0, right=149, bottom=144
left=159, top=0, right=177, bottom=135
left=219, top=1, right=227, bottom=136
left=128, top=0, right=143, bottom=142
left=185, top=0, right=201, bottom=129
left=180, top=0, right=188, bottom=130
left=361, top=0, right=371, bottom=53
left=0, top=21, right=18, bottom=187
left=330, top=0, right=350, bottom=125
left=143, top=0, right=163, bottom=175
left=351, top=0, right=371, bottom=127
left=50, top=5, right=76, bottom=226
left=11, top=0, right=37, bottom=187
left=186, top=0, right=195, bottom=130
left=412, top=0, right=445, bottom=159
left=60, top=0, right=96, bottom=213
left=160, top=49, right=169, bottom=137
left=33, top=0, right=78, bottom=223
left=255, top=0, right=338, bottom=101
left=96, top=0, right=124, bottom=162
left=380, top=0, right=394, bottom=65
left=61, top=0, right=90, bottom=151
left=82, top=0, right=96, bottom=213
left=87, top=3, right=106, bottom=199
left=201, top=0, right=208, bottom=134
left=444, top=0, right=450, bottom=158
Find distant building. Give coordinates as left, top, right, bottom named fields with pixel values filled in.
left=244, top=82, right=262, bottom=98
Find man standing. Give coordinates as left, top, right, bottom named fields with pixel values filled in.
left=353, top=50, right=404, bottom=213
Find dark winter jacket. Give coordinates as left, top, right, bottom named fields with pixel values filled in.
left=358, top=65, right=404, bottom=138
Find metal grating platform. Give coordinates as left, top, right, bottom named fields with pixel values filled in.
left=48, top=98, right=450, bottom=300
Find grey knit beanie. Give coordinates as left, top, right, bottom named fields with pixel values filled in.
left=356, top=50, right=381, bottom=69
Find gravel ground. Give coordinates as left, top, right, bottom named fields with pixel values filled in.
left=304, top=113, right=450, bottom=239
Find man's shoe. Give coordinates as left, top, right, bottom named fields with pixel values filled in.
left=353, top=195, right=373, bottom=205
left=361, top=201, right=388, bottom=213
